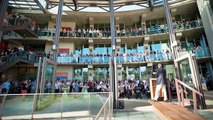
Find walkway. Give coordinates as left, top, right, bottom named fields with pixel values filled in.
left=113, top=98, right=160, bottom=120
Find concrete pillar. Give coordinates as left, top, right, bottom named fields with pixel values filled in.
left=88, top=65, right=93, bottom=81
left=89, top=17, right=94, bottom=29
left=141, top=14, right=147, bottom=35
left=89, top=38, right=93, bottom=55
left=126, top=66, right=129, bottom=79
left=144, top=36, right=150, bottom=49
left=117, top=64, right=122, bottom=81
left=116, top=38, right=121, bottom=54
left=197, top=0, right=213, bottom=59
left=115, top=17, right=120, bottom=30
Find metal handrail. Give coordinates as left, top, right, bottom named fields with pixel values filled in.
left=0, top=92, right=111, bottom=96
left=95, top=92, right=112, bottom=120
left=175, top=78, right=203, bottom=114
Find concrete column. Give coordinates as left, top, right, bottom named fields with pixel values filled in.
left=89, top=17, right=94, bottom=29
left=126, top=66, right=129, bottom=79
left=88, top=65, right=93, bottom=81
left=139, top=65, right=141, bottom=80
left=197, top=0, right=213, bottom=59
left=141, top=14, right=147, bottom=35
left=89, top=38, right=94, bottom=55
left=116, top=38, right=121, bottom=54
left=115, top=17, right=120, bottom=30
left=144, top=36, right=150, bottom=49
left=117, top=64, right=122, bottom=81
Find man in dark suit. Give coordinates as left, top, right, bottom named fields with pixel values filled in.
left=153, top=63, right=168, bottom=101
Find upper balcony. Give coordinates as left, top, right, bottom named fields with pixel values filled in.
left=2, top=14, right=38, bottom=38
left=57, top=48, right=211, bottom=65
left=36, top=19, right=203, bottom=42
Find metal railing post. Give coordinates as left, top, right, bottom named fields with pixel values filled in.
left=89, top=93, right=91, bottom=120
left=0, top=95, right=7, bottom=119
left=193, top=92, right=198, bottom=114
left=61, top=93, right=64, bottom=120
left=175, top=79, right=181, bottom=106
left=180, top=87, right=185, bottom=107
left=109, top=93, right=111, bottom=120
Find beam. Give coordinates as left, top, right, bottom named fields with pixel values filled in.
left=34, top=0, right=47, bottom=13
left=73, top=0, right=78, bottom=10
left=0, top=0, right=9, bottom=42
left=114, top=6, right=122, bottom=11
left=99, top=6, right=109, bottom=12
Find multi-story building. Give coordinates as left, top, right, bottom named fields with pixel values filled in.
left=0, top=0, right=213, bottom=89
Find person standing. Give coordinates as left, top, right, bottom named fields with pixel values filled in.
left=153, top=63, right=168, bottom=102
left=201, top=76, right=208, bottom=91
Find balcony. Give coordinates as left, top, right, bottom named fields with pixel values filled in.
left=36, top=19, right=202, bottom=40
left=57, top=48, right=211, bottom=65
left=57, top=53, right=174, bottom=65
left=0, top=51, right=40, bottom=72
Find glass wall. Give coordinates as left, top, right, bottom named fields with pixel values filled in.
left=164, top=64, right=175, bottom=81
left=75, top=46, right=82, bottom=56
left=128, top=67, right=139, bottom=80
left=178, top=59, right=193, bottom=86
left=94, top=44, right=110, bottom=55
left=140, top=66, right=148, bottom=80
left=73, top=68, right=83, bottom=81
left=127, top=44, right=137, bottom=54
left=44, top=64, right=54, bottom=93
left=82, top=68, right=88, bottom=81
left=138, top=43, right=144, bottom=53
left=93, top=67, right=109, bottom=82
left=82, top=44, right=89, bottom=55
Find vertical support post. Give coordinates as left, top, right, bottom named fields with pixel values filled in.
left=175, top=79, right=181, bottom=106
left=0, top=0, right=8, bottom=42
left=53, top=0, right=64, bottom=89
left=109, top=0, right=118, bottom=109
left=180, top=87, right=184, bottom=107
left=89, top=93, right=91, bottom=120
left=193, top=92, right=197, bottom=114
left=32, top=57, right=42, bottom=119
left=109, top=93, right=111, bottom=120
left=104, top=107, right=106, bottom=120
left=163, top=0, right=177, bottom=59
left=36, top=57, right=42, bottom=93
left=0, top=95, right=7, bottom=118
left=163, top=0, right=181, bottom=80
left=40, top=58, right=47, bottom=93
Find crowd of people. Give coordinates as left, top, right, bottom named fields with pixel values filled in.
left=0, top=79, right=111, bottom=94
left=118, top=80, right=150, bottom=99
left=57, top=49, right=173, bottom=64
left=0, top=44, right=54, bottom=65
left=37, top=19, right=202, bottom=39
left=3, top=13, right=37, bottom=32
left=0, top=79, right=36, bottom=94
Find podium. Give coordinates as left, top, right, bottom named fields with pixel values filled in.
left=149, top=78, right=163, bottom=100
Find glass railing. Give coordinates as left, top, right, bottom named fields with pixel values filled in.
left=4, top=19, right=202, bottom=39
left=0, top=51, right=40, bottom=66
left=35, top=19, right=202, bottom=39
left=57, top=53, right=173, bottom=64
left=194, top=48, right=211, bottom=58
left=0, top=92, right=113, bottom=120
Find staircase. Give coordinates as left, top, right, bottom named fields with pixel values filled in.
left=0, top=51, right=39, bottom=73
left=148, top=100, right=204, bottom=120
left=3, top=25, right=38, bottom=38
